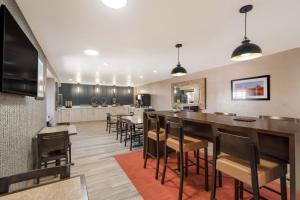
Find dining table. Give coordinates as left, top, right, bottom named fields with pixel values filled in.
left=143, top=110, right=300, bottom=200
left=0, top=175, right=88, bottom=200
left=39, top=124, right=77, bottom=136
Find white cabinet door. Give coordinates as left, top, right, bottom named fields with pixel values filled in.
left=80, top=109, right=88, bottom=121
left=61, top=110, right=70, bottom=123
left=87, top=109, right=96, bottom=121
left=70, top=109, right=81, bottom=122
left=97, top=108, right=106, bottom=120
left=55, top=110, right=61, bottom=123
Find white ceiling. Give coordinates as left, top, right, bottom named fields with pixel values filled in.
left=16, top=0, right=300, bottom=86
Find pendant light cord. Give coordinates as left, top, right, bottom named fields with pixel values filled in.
left=244, top=12, right=247, bottom=40
left=177, top=46, right=180, bottom=65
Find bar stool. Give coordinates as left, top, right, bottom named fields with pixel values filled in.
left=144, top=113, right=165, bottom=179
left=161, top=117, right=209, bottom=200
left=211, top=124, right=288, bottom=200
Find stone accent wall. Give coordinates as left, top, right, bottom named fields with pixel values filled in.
left=0, top=0, right=48, bottom=189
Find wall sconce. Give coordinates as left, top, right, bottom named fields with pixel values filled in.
left=77, top=83, right=80, bottom=93
left=128, top=86, right=131, bottom=94
left=95, top=84, right=100, bottom=94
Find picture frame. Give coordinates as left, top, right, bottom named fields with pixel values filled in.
left=231, top=75, right=270, bottom=100
left=36, top=58, right=45, bottom=100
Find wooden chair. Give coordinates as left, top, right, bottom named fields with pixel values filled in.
left=211, top=124, right=288, bottom=200
left=37, top=131, right=70, bottom=169
left=125, top=120, right=144, bottom=151
left=259, top=115, right=300, bottom=122
left=49, top=122, right=73, bottom=165
left=144, top=114, right=166, bottom=179
left=161, top=117, right=209, bottom=200
left=106, top=113, right=117, bottom=134
left=214, top=112, right=237, bottom=116
left=0, top=165, right=70, bottom=195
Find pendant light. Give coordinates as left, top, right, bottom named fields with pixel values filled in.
left=171, top=44, right=187, bottom=77
left=231, top=5, right=262, bottom=61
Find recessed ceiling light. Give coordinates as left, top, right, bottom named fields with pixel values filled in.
left=96, top=79, right=100, bottom=83
left=69, top=78, right=73, bottom=81
left=103, top=62, right=108, bottom=66
left=153, top=70, right=157, bottom=73
left=101, top=0, right=127, bottom=9
left=139, top=75, right=143, bottom=79
left=84, top=49, right=99, bottom=56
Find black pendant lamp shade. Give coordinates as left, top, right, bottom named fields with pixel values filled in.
left=231, top=5, right=262, bottom=61
left=171, top=44, right=187, bottom=77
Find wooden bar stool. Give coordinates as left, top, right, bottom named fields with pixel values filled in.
left=211, top=124, right=288, bottom=200
left=161, top=117, right=209, bottom=200
left=144, top=113, right=165, bottom=179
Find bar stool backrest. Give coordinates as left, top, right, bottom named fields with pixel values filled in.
left=165, top=117, right=183, bottom=141
left=212, top=124, right=260, bottom=164
left=147, top=113, right=160, bottom=133
left=106, top=113, right=111, bottom=122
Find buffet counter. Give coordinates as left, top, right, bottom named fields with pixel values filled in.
left=55, top=106, right=146, bottom=123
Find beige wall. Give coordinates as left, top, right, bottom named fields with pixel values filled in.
left=135, top=48, right=300, bottom=118
left=0, top=0, right=51, bottom=189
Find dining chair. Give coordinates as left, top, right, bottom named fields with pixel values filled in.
left=106, top=113, right=117, bottom=134
left=259, top=115, right=300, bottom=122
left=49, top=122, right=73, bottom=165
left=37, top=131, right=70, bottom=170
left=144, top=113, right=165, bottom=179
left=214, top=112, right=237, bottom=116
left=211, top=124, right=288, bottom=200
left=0, top=165, right=70, bottom=195
left=161, top=116, right=209, bottom=200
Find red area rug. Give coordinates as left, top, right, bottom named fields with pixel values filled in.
left=115, top=151, right=289, bottom=200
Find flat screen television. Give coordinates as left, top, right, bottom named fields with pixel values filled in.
left=0, top=5, right=38, bottom=97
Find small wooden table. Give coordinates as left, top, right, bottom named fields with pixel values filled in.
left=122, top=116, right=143, bottom=125
left=39, top=125, right=77, bottom=136
left=0, top=175, right=88, bottom=200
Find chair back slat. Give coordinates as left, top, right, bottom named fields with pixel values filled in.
left=259, top=115, right=300, bottom=122
left=37, top=131, right=69, bottom=155
left=0, top=166, right=70, bottom=195
left=212, top=124, right=260, bottom=164
left=165, top=117, right=183, bottom=140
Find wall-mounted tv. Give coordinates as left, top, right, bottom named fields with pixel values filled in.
left=0, top=5, right=38, bottom=97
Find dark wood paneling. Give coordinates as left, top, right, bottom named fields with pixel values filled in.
left=59, top=83, right=134, bottom=106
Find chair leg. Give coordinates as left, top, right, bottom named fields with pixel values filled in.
left=130, top=130, right=133, bottom=151
left=177, top=152, right=180, bottom=173
left=143, top=138, right=149, bottom=168
left=185, top=152, right=188, bottom=177
left=161, top=143, right=168, bottom=184
left=179, top=150, right=184, bottom=200
left=69, top=144, right=72, bottom=165
left=239, top=182, right=244, bottom=199
left=196, top=149, right=200, bottom=174
left=109, top=123, right=111, bottom=134
left=210, top=159, right=217, bottom=200
left=251, top=176, right=260, bottom=200
left=218, top=171, right=223, bottom=187
left=155, top=139, right=160, bottom=179
left=234, top=179, right=239, bottom=200
left=280, top=176, right=287, bottom=200
left=204, top=147, right=209, bottom=191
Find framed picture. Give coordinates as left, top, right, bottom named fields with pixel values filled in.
left=36, top=58, right=45, bottom=100
left=231, top=75, right=270, bottom=100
